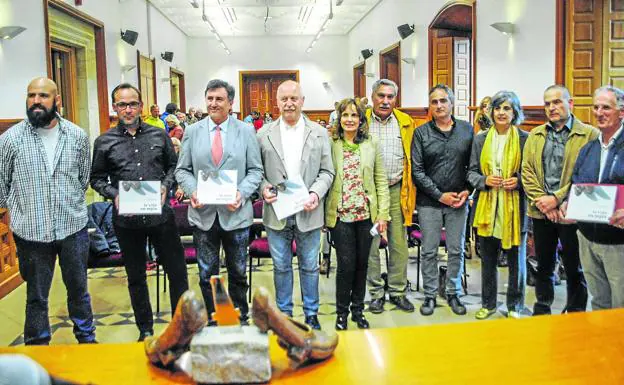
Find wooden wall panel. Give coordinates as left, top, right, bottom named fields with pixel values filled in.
left=566, top=0, right=603, bottom=125
left=604, top=0, right=624, bottom=89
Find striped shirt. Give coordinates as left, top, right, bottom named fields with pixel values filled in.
left=368, top=112, right=404, bottom=186
left=0, top=116, right=90, bottom=242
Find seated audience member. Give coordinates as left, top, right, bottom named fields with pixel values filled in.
left=473, top=96, right=492, bottom=132
left=166, top=115, right=184, bottom=140
left=253, top=111, right=264, bottom=131
left=561, top=85, right=624, bottom=310
left=144, top=104, right=165, bottom=129
left=326, top=98, right=389, bottom=330
left=161, top=103, right=177, bottom=133
left=194, top=108, right=204, bottom=121
left=264, top=112, right=273, bottom=123
left=176, top=111, right=188, bottom=129
left=468, top=91, right=529, bottom=320
left=187, top=107, right=199, bottom=125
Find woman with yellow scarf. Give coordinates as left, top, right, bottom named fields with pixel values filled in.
left=467, top=91, right=529, bottom=320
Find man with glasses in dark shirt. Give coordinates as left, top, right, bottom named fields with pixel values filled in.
left=91, top=83, right=189, bottom=342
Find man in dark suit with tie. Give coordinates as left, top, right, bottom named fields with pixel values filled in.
left=175, top=79, right=263, bottom=325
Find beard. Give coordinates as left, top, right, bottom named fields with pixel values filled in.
left=27, top=103, right=58, bottom=128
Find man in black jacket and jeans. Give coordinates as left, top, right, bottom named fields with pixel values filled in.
left=91, top=83, right=189, bottom=341
left=411, top=84, right=474, bottom=316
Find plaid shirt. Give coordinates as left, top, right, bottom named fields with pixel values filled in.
left=368, top=112, right=404, bottom=186
left=0, top=116, right=90, bottom=242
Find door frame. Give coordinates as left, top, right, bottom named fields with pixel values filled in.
left=238, top=70, right=300, bottom=118
left=50, top=41, right=78, bottom=123
left=137, top=50, right=157, bottom=107
left=44, top=0, right=109, bottom=133
left=170, top=68, right=186, bottom=112
left=379, top=42, right=401, bottom=106
left=353, top=61, right=366, bottom=98
left=428, top=0, right=475, bottom=105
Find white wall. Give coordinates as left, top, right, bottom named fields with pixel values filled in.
left=0, top=0, right=187, bottom=120
left=0, top=0, right=47, bottom=118
left=347, top=0, right=556, bottom=107
left=186, top=35, right=351, bottom=113
left=476, top=0, right=555, bottom=105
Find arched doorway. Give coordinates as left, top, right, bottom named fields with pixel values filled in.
left=428, top=1, right=475, bottom=122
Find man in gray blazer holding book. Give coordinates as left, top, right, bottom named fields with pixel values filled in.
left=175, top=79, right=263, bottom=325
left=257, top=80, right=334, bottom=329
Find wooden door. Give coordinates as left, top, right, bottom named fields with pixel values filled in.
left=353, top=62, right=366, bottom=98
left=379, top=43, right=401, bottom=106
left=603, top=0, right=624, bottom=89
left=566, top=0, right=603, bottom=124
left=432, top=36, right=454, bottom=88
left=51, top=42, right=77, bottom=123
left=0, top=209, right=21, bottom=299
left=137, top=53, right=156, bottom=117
left=453, top=37, right=471, bottom=121
left=240, top=71, right=298, bottom=119
left=170, top=69, right=186, bottom=112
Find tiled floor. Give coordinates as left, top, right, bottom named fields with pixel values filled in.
left=0, top=244, right=568, bottom=346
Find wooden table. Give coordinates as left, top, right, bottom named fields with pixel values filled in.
left=2, top=309, right=624, bottom=384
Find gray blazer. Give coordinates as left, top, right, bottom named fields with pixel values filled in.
left=467, top=127, right=529, bottom=233
left=175, top=117, right=263, bottom=231
left=257, top=117, right=335, bottom=232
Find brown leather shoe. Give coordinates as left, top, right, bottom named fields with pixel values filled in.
left=144, top=290, right=208, bottom=366
left=252, top=287, right=338, bottom=367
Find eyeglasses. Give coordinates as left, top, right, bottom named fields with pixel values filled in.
left=115, top=101, right=141, bottom=110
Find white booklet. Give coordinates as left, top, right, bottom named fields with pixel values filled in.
left=272, top=175, right=310, bottom=220
left=197, top=169, right=238, bottom=205
left=566, top=184, right=618, bottom=224
left=118, top=181, right=162, bottom=215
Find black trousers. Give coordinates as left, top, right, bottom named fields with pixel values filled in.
left=330, top=219, right=373, bottom=316
left=114, top=213, right=189, bottom=333
left=532, top=219, right=587, bottom=314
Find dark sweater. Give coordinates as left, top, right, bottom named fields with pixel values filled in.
left=571, top=131, right=624, bottom=245
left=411, top=117, right=474, bottom=208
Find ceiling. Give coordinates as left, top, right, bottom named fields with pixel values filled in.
left=148, top=0, right=381, bottom=38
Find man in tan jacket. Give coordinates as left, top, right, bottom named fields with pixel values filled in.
left=522, top=85, right=598, bottom=315
left=365, top=79, right=417, bottom=314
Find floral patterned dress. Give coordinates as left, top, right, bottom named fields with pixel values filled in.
left=337, top=145, right=370, bottom=222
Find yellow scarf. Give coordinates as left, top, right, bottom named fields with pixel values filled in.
left=473, top=126, right=521, bottom=249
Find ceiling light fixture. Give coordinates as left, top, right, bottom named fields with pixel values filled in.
left=202, top=0, right=231, bottom=55
left=306, top=0, right=333, bottom=53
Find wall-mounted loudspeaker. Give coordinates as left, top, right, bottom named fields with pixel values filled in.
left=397, top=24, right=415, bottom=39
left=120, top=30, right=139, bottom=46
left=161, top=51, right=174, bottom=62
left=361, top=49, right=373, bottom=60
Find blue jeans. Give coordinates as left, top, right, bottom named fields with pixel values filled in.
left=266, top=217, right=320, bottom=317
left=418, top=204, right=468, bottom=299
left=194, top=218, right=249, bottom=320
left=14, top=228, right=96, bottom=345
left=479, top=233, right=527, bottom=312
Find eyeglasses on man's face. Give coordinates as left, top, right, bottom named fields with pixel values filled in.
left=115, top=101, right=141, bottom=110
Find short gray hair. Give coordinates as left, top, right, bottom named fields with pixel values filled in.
left=204, top=79, right=235, bottom=103
left=371, top=79, right=399, bottom=97
left=490, top=90, right=525, bottom=126
left=429, top=84, right=455, bottom=106
left=544, top=84, right=571, bottom=101
left=594, top=85, right=624, bottom=110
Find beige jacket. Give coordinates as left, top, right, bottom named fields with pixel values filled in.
left=521, top=117, right=598, bottom=219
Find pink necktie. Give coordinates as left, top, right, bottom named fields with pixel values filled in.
left=212, top=125, right=223, bottom=165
